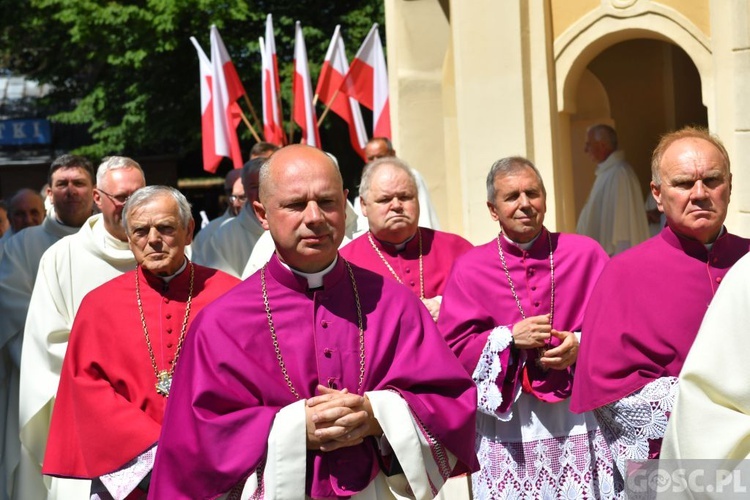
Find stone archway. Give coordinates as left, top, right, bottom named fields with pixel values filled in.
left=569, top=40, right=707, bottom=222
left=553, top=6, right=712, bottom=230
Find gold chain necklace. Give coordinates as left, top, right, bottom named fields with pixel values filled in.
left=367, top=229, right=424, bottom=299
left=136, top=262, right=194, bottom=397
left=261, top=260, right=365, bottom=400
left=497, top=232, right=554, bottom=367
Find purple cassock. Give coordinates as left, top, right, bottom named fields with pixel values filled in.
left=571, top=226, right=750, bottom=414
left=149, top=254, right=479, bottom=499
left=339, top=228, right=473, bottom=298
left=438, top=228, right=614, bottom=498
left=439, top=228, right=608, bottom=408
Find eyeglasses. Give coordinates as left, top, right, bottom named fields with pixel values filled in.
left=97, top=188, right=131, bottom=206
left=229, top=195, right=247, bottom=203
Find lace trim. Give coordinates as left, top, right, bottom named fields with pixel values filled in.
left=472, top=325, right=513, bottom=420
left=472, top=429, right=621, bottom=499
left=594, top=376, right=679, bottom=479
left=98, top=445, right=156, bottom=499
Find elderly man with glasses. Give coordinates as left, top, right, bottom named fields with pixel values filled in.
left=16, top=156, right=146, bottom=499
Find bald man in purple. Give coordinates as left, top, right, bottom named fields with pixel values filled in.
left=149, top=145, right=478, bottom=499
left=571, top=127, right=750, bottom=484
left=438, top=156, right=616, bottom=499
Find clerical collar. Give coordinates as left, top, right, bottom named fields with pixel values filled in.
left=281, top=257, right=337, bottom=289
left=92, top=215, right=129, bottom=249
left=373, top=232, right=415, bottom=252
left=503, top=231, right=541, bottom=250
left=161, top=259, right=188, bottom=283
left=705, top=227, right=725, bottom=251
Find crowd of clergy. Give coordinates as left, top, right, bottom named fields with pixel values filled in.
left=0, top=126, right=745, bottom=499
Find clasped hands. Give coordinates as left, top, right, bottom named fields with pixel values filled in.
left=306, top=384, right=383, bottom=452
left=511, top=314, right=579, bottom=370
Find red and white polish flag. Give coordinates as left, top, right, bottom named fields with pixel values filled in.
left=343, top=23, right=391, bottom=139
left=316, top=25, right=367, bottom=160
left=292, top=22, right=321, bottom=147
left=261, top=14, right=285, bottom=146
left=189, top=37, right=223, bottom=173
left=210, top=25, right=245, bottom=169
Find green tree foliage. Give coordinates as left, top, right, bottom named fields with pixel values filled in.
left=0, top=0, right=384, bottom=160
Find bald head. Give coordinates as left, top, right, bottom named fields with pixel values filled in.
left=9, top=188, right=46, bottom=232
left=254, top=145, right=347, bottom=273
left=259, top=145, right=343, bottom=205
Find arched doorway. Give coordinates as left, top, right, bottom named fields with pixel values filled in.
left=569, top=39, right=707, bottom=221
left=553, top=5, right=713, bottom=232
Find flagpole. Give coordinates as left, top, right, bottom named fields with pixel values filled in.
left=242, top=95, right=263, bottom=132
left=239, top=108, right=262, bottom=143
left=288, top=83, right=295, bottom=143
left=317, top=88, right=343, bottom=127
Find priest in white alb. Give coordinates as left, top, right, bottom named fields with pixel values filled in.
left=0, top=154, right=96, bottom=500
left=18, top=157, right=146, bottom=500
left=576, top=124, right=650, bottom=255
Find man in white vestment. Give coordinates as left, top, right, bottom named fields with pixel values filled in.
left=351, top=138, right=440, bottom=234
left=576, top=124, right=650, bottom=255
left=190, top=169, right=243, bottom=259
left=0, top=189, right=46, bottom=262
left=192, top=158, right=265, bottom=278
left=12, top=157, right=146, bottom=500
left=661, top=250, right=750, bottom=462
left=0, top=154, right=96, bottom=500
left=7, top=189, right=46, bottom=236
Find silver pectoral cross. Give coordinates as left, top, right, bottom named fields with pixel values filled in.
left=155, top=370, right=172, bottom=397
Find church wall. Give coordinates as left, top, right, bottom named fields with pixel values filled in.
left=710, top=0, right=750, bottom=235
left=447, top=0, right=531, bottom=242
left=384, top=0, right=452, bottom=229
left=551, top=0, right=599, bottom=40
left=658, top=0, right=711, bottom=37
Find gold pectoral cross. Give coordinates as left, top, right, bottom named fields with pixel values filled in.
left=155, top=370, right=172, bottom=397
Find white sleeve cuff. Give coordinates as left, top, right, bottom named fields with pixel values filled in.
left=238, top=400, right=307, bottom=499
left=368, top=390, right=457, bottom=498
left=471, top=325, right=513, bottom=420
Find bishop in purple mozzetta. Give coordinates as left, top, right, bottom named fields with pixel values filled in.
left=149, top=145, right=479, bottom=499
left=571, top=126, right=750, bottom=486
left=438, top=156, right=618, bottom=499
left=340, top=157, right=473, bottom=322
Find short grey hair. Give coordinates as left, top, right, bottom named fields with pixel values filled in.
left=486, top=156, right=546, bottom=202
left=122, top=186, right=192, bottom=231
left=96, top=156, right=145, bottom=187
left=359, top=157, right=417, bottom=201
left=587, top=124, right=618, bottom=151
